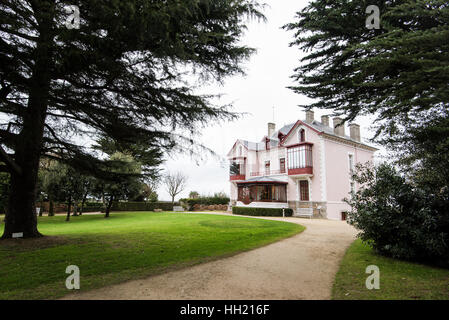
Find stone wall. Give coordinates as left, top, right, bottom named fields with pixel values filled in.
left=192, top=204, right=229, bottom=211
left=288, top=201, right=327, bottom=218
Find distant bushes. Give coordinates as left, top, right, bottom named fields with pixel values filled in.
left=82, top=202, right=104, bottom=212
left=232, top=206, right=293, bottom=217
left=180, top=196, right=230, bottom=211
left=111, top=201, right=178, bottom=212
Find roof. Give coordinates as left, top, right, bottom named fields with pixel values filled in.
left=236, top=176, right=288, bottom=185
left=228, top=117, right=378, bottom=156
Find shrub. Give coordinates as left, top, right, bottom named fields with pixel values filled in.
left=346, top=163, right=449, bottom=267
left=180, top=196, right=230, bottom=211
left=110, top=201, right=178, bottom=212
left=232, top=206, right=293, bottom=217
left=82, top=202, right=104, bottom=212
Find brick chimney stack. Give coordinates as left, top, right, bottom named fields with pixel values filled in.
left=333, top=117, right=345, bottom=136
left=268, top=122, right=275, bottom=138
left=321, top=115, right=329, bottom=127
left=349, top=123, right=361, bottom=142
left=305, top=110, right=314, bottom=123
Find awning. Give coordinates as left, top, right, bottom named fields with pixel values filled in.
left=236, top=176, right=288, bottom=185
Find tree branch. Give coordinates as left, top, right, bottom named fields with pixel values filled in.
left=0, top=145, right=21, bottom=175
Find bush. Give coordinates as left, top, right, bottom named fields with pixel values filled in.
left=180, top=196, right=230, bottom=211
left=347, top=163, right=449, bottom=267
left=232, top=206, right=293, bottom=217
left=110, top=201, right=178, bottom=212
left=82, top=202, right=104, bottom=212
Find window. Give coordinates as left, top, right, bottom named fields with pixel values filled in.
left=348, top=154, right=354, bottom=172
left=265, top=161, right=270, bottom=175
left=299, top=129, right=305, bottom=142
left=287, top=145, right=313, bottom=169
left=237, top=184, right=287, bottom=203
left=279, top=158, right=286, bottom=173
left=299, top=180, right=309, bottom=201
left=238, top=146, right=243, bottom=156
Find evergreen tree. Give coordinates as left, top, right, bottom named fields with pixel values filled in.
left=0, top=0, right=263, bottom=238
left=284, top=0, right=449, bottom=137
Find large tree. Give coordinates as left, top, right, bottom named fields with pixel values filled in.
left=0, top=0, right=263, bottom=238
left=284, top=0, right=449, bottom=138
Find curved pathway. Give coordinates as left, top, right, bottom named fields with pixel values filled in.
left=62, top=215, right=357, bottom=300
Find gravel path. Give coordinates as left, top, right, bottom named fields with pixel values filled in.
left=61, top=215, right=357, bottom=300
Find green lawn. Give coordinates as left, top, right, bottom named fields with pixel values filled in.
left=0, top=212, right=304, bottom=300
left=332, top=239, right=449, bottom=300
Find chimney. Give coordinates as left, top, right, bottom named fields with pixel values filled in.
left=333, top=117, right=345, bottom=136
left=268, top=122, right=275, bottom=138
left=349, top=123, right=361, bottom=142
left=305, top=110, right=314, bottom=123
left=321, top=115, right=329, bottom=127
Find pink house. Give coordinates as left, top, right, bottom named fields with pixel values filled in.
left=227, top=111, right=377, bottom=220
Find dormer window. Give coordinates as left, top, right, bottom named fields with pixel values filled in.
left=265, top=137, right=270, bottom=150
left=299, top=129, right=305, bottom=142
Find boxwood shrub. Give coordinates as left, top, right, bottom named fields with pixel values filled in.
left=110, top=201, right=178, bottom=212
left=232, top=206, right=293, bottom=217
left=180, top=197, right=230, bottom=211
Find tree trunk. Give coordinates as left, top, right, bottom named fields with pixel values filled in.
left=1, top=2, right=55, bottom=239
left=66, top=197, right=72, bottom=222
left=105, top=195, right=114, bottom=218
left=171, top=195, right=175, bottom=204
left=2, top=169, right=43, bottom=238
left=38, top=201, right=43, bottom=217
left=72, top=201, right=78, bottom=217
left=49, top=199, right=54, bottom=217
left=79, top=192, right=88, bottom=216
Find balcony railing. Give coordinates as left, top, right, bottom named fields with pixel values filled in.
left=230, top=160, right=246, bottom=181
left=250, top=169, right=286, bottom=177
left=230, top=174, right=246, bottom=181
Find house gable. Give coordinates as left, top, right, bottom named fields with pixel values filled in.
left=281, top=120, right=320, bottom=146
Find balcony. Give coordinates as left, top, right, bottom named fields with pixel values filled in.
left=230, top=174, right=246, bottom=181
left=229, top=159, right=246, bottom=181
left=287, top=143, right=313, bottom=176
left=250, top=169, right=286, bottom=177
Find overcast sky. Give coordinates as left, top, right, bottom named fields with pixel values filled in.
left=157, top=0, right=384, bottom=201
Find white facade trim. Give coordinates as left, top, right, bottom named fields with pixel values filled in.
left=319, top=136, right=327, bottom=201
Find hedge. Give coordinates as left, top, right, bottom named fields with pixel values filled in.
left=180, top=197, right=230, bottom=211
left=82, top=202, right=104, bottom=212
left=232, top=206, right=293, bottom=217
left=110, top=201, right=178, bottom=212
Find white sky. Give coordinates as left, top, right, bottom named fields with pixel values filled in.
left=157, top=0, right=386, bottom=201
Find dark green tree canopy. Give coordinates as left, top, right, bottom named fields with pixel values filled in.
left=284, top=0, right=449, bottom=138
left=1, top=0, right=263, bottom=175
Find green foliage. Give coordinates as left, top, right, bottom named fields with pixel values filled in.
left=285, top=0, right=449, bottom=138
left=346, top=163, right=449, bottom=266
left=111, top=201, right=176, bottom=212
left=180, top=196, right=230, bottom=211
left=82, top=202, right=105, bottom=213
left=188, top=191, right=200, bottom=199
left=232, top=206, right=293, bottom=217
left=0, top=0, right=264, bottom=179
